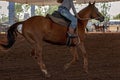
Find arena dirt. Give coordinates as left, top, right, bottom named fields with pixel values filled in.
left=0, top=33, right=120, bottom=80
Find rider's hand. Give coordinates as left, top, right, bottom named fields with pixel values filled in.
left=75, top=14, right=81, bottom=20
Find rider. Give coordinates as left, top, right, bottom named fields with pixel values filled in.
left=57, top=0, right=80, bottom=38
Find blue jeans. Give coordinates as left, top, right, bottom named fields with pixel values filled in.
left=58, top=6, right=77, bottom=29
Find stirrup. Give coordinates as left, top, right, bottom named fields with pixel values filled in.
left=66, top=37, right=72, bottom=46
left=66, top=34, right=80, bottom=47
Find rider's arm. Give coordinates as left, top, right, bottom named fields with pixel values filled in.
left=70, top=0, right=80, bottom=19
left=70, top=0, right=77, bottom=15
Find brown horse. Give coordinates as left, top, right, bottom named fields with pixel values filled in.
left=93, top=23, right=104, bottom=32
left=0, top=2, right=104, bottom=77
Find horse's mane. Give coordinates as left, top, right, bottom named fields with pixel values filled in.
left=78, top=4, right=92, bottom=17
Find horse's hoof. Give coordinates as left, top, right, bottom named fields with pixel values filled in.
left=45, top=73, right=51, bottom=78
left=85, top=70, right=88, bottom=74
left=84, top=67, right=88, bottom=74
left=64, top=64, right=70, bottom=71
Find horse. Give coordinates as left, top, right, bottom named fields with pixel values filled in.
left=93, top=23, right=110, bottom=32
left=0, top=2, right=104, bottom=77
left=93, top=23, right=104, bottom=32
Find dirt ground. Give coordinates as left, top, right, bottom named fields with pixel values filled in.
left=0, top=33, right=120, bottom=80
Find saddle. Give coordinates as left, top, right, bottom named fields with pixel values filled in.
left=46, top=11, right=79, bottom=47
left=47, top=11, right=71, bottom=27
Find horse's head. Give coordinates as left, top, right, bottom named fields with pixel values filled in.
left=88, top=2, right=104, bottom=22
left=78, top=2, right=104, bottom=22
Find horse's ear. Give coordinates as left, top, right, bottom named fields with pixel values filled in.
left=93, top=1, right=96, bottom=5
left=89, top=1, right=91, bottom=5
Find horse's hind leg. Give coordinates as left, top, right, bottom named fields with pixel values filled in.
left=23, top=31, right=50, bottom=77
left=34, top=43, right=50, bottom=77
left=64, top=47, right=79, bottom=70
left=30, top=42, right=50, bottom=77
left=31, top=49, right=37, bottom=59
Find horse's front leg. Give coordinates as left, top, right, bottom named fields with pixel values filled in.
left=78, top=41, right=88, bottom=73
left=64, top=47, right=79, bottom=70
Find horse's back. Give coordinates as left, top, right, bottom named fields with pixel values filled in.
left=22, top=16, right=67, bottom=45
left=23, top=16, right=51, bottom=33
left=22, top=16, right=49, bottom=43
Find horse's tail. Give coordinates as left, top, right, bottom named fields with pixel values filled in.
left=1, top=21, right=23, bottom=49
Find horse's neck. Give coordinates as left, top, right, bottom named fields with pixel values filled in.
left=78, top=7, right=91, bottom=18
left=77, top=9, right=91, bottom=29
left=77, top=7, right=91, bottom=29
left=78, top=20, right=88, bottom=29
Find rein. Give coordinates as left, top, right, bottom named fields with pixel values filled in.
left=78, top=13, right=101, bottom=20
left=78, top=17, right=91, bottom=20
left=78, top=16, right=101, bottom=20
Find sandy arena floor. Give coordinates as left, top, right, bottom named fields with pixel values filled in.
left=0, top=33, right=120, bottom=80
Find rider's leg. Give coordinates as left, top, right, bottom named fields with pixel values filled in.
left=58, top=7, right=77, bottom=37
left=67, top=27, right=77, bottom=38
